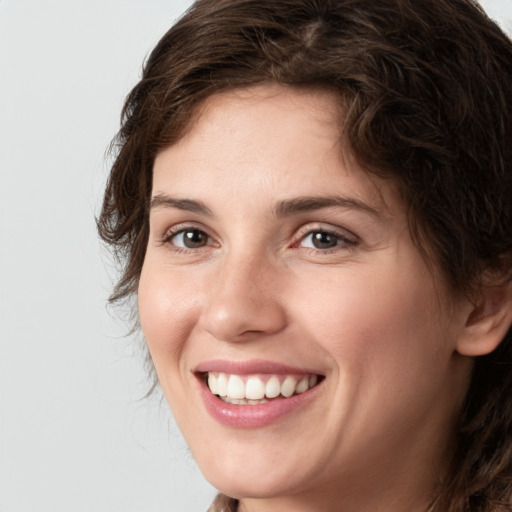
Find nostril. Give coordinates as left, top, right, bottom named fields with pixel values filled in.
left=199, top=268, right=288, bottom=342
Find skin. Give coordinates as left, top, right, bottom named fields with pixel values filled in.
left=138, top=84, right=477, bottom=512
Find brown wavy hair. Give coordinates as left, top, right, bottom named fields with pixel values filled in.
left=98, top=0, right=512, bottom=510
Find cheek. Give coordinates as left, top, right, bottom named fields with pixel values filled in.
left=295, top=266, right=458, bottom=451
left=138, top=265, right=199, bottom=363
left=297, top=263, right=451, bottom=379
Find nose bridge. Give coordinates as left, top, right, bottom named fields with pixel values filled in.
left=200, top=245, right=287, bottom=342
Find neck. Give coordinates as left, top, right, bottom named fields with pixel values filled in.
left=236, top=445, right=447, bottom=512
left=238, top=486, right=437, bottom=512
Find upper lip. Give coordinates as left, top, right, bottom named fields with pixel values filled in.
left=194, top=359, right=322, bottom=376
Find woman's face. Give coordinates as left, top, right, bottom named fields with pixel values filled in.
left=139, top=85, right=473, bottom=508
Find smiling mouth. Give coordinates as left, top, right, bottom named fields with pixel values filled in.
left=202, top=372, right=323, bottom=405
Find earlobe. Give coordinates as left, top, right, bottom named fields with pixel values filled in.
left=456, top=281, right=512, bottom=357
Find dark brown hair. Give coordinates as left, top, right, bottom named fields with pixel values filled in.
left=98, top=0, right=512, bottom=510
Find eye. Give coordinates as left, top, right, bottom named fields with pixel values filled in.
left=168, top=228, right=211, bottom=249
left=298, top=229, right=357, bottom=250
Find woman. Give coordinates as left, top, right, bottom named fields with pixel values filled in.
left=98, top=0, right=512, bottom=510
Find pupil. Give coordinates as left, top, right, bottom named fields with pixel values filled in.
left=184, top=230, right=206, bottom=248
left=312, top=232, right=337, bottom=249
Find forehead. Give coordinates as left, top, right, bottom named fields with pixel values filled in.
left=152, top=84, right=399, bottom=216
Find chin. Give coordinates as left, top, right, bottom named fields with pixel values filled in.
left=205, top=464, right=307, bottom=501
left=196, top=438, right=318, bottom=498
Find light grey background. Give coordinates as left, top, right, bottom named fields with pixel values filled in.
left=0, top=1, right=511, bottom=511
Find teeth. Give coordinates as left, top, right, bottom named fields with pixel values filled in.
left=246, top=376, right=265, bottom=400
left=281, top=376, right=297, bottom=397
left=222, top=397, right=270, bottom=405
left=227, top=375, right=245, bottom=399
left=296, top=376, right=309, bottom=394
left=207, top=373, right=219, bottom=395
left=206, top=372, right=320, bottom=402
left=265, top=376, right=281, bottom=398
left=217, top=373, right=228, bottom=397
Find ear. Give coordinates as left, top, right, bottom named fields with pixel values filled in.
left=456, top=280, right=512, bottom=357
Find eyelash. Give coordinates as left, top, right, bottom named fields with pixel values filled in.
left=160, top=225, right=358, bottom=254
left=160, top=226, right=216, bottom=252
left=293, top=228, right=358, bottom=253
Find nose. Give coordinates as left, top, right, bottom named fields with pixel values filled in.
left=199, top=251, right=288, bottom=343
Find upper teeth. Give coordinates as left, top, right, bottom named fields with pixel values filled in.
left=207, top=372, right=318, bottom=400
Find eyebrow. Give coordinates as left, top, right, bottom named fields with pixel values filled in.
left=274, top=195, right=382, bottom=218
left=149, top=193, right=382, bottom=219
left=150, top=194, right=213, bottom=216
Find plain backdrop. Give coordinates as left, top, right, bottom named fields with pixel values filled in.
left=0, top=1, right=511, bottom=511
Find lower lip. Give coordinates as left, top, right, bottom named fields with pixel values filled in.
left=197, top=377, right=322, bottom=428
